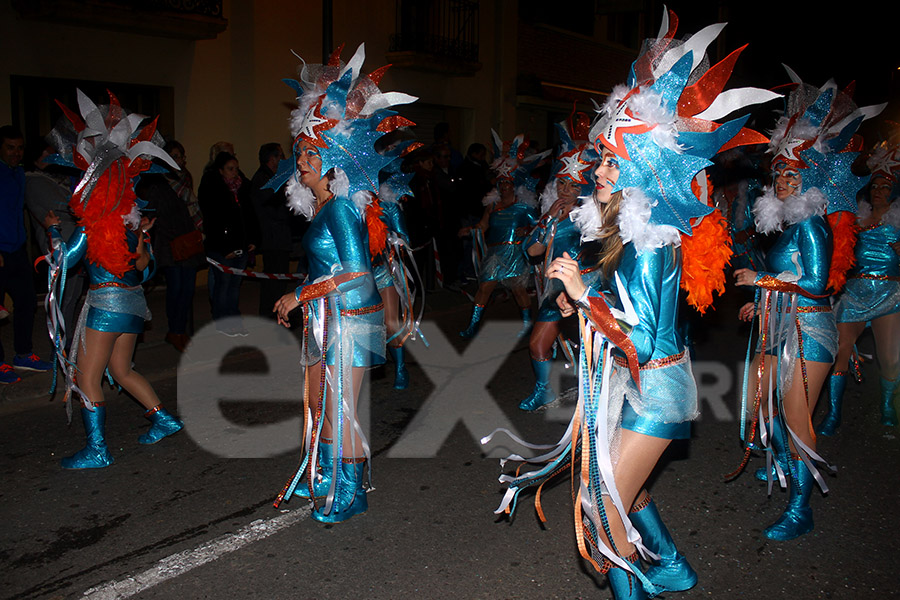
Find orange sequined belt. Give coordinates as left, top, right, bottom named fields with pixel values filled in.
left=796, top=305, right=831, bottom=313
left=324, top=302, right=384, bottom=317
left=89, top=282, right=137, bottom=290
left=852, top=273, right=900, bottom=282
left=615, top=350, right=686, bottom=371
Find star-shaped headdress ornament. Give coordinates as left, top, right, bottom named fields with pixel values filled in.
left=588, top=7, right=781, bottom=235
left=489, top=129, right=550, bottom=201
left=266, top=43, right=418, bottom=208
left=867, top=142, right=900, bottom=184
left=551, top=109, right=598, bottom=197
left=769, top=67, right=886, bottom=214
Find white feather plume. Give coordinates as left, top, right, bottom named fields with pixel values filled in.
left=617, top=187, right=682, bottom=252
left=570, top=197, right=603, bottom=242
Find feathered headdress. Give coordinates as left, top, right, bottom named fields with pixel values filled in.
left=767, top=68, right=886, bottom=290
left=266, top=43, right=417, bottom=219
left=589, top=8, right=780, bottom=245
left=46, top=89, right=178, bottom=277
left=541, top=116, right=598, bottom=213
left=867, top=141, right=900, bottom=184
left=486, top=130, right=550, bottom=207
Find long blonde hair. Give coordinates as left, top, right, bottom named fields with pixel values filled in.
left=595, top=190, right=624, bottom=279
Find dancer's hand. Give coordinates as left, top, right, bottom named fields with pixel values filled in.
left=548, top=252, right=585, bottom=300
left=274, top=291, right=300, bottom=328
left=43, top=210, right=61, bottom=230
left=734, top=268, right=757, bottom=287
left=140, top=217, right=156, bottom=233
left=738, top=302, right=756, bottom=322
left=556, top=293, right=576, bottom=317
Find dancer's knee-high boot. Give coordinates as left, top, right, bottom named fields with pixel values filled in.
left=61, top=402, right=113, bottom=469
left=518, top=357, right=556, bottom=411
left=755, top=415, right=790, bottom=482
left=138, top=404, right=184, bottom=444
left=816, top=371, right=847, bottom=436
left=880, top=376, right=898, bottom=426
left=294, top=440, right=333, bottom=499
left=764, top=458, right=814, bottom=540
left=518, top=307, right=533, bottom=338
left=312, top=458, right=368, bottom=524
left=606, top=552, right=648, bottom=600
left=629, top=495, right=698, bottom=592
left=459, top=304, right=484, bottom=339
left=388, top=345, right=409, bottom=390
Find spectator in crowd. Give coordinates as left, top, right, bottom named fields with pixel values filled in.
left=136, top=171, right=205, bottom=352
left=405, top=148, right=437, bottom=290
left=163, top=140, right=203, bottom=233
left=250, top=142, right=292, bottom=318
left=0, top=126, right=52, bottom=384
left=433, top=142, right=462, bottom=288
left=198, top=151, right=258, bottom=336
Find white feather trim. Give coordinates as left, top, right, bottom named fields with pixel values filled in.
left=122, top=203, right=141, bottom=231
left=285, top=175, right=317, bottom=220
left=351, top=190, right=373, bottom=213
left=617, top=187, right=681, bottom=252
left=540, top=179, right=559, bottom=214
left=570, top=198, right=603, bottom=242
left=378, top=183, right=399, bottom=204
left=516, top=185, right=537, bottom=208
left=753, top=186, right=826, bottom=234
left=482, top=188, right=500, bottom=207
left=883, top=200, right=900, bottom=228
left=329, top=167, right=349, bottom=198
left=856, top=200, right=872, bottom=223
left=629, top=88, right=681, bottom=154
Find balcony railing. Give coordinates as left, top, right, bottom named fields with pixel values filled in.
left=388, top=0, right=481, bottom=75
left=12, top=0, right=227, bottom=39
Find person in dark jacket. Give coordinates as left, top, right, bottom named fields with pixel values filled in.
left=198, top=152, right=258, bottom=336
left=136, top=172, right=205, bottom=351
left=250, top=143, right=292, bottom=318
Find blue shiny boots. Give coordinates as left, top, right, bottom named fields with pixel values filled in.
left=880, top=376, right=898, bottom=426
left=311, top=460, right=368, bottom=524
left=630, top=496, right=698, bottom=592
left=755, top=417, right=790, bottom=482
left=138, top=405, right=184, bottom=444
left=61, top=403, right=114, bottom=469
left=388, top=346, right=409, bottom=390
left=459, top=304, right=485, bottom=339
left=518, top=308, right=533, bottom=338
left=519, top=357, right=556, bottom=411
left=816, top=371, right=847, bottom=436
left=764, top=458, right=814, bottom=540
left=606, top=552, right=648, bottom=600
left=294, top=441, right=333, bottom=499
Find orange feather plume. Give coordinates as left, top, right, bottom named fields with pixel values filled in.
left=680, top=176, right=733, bottom=314
left=826, top=210, right=858, bottom=293
left=366, top=198, right=388, bottom=260
left=69, top=158, right=139, bottom=278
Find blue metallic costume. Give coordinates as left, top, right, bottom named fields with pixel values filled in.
left=295, top=195, right=385, bottom=368
left=479, top=201, right=537, bottom=285
left=610, top=243, right=697, bottom=441
left=836, top=205, right=900, bottom=323
left=372, top=199, right=410, bottom=291
left=53, top=226, right=153, bottom=334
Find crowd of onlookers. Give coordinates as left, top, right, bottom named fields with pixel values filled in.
left=0, top=120, right=505, bottom=384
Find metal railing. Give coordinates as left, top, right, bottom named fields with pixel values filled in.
left=389, top=0, right=479, bottom=63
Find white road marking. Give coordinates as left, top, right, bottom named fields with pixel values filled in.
left=82, top=507, right=311, bottom=599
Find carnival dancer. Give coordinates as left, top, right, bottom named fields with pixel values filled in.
left=485, top=10, right=776, bottom=598
left=269, top=43, right=416, bottom=523
left=732, top=71, right=884, bottom=540
left=43, top=90, right=184, bottom=469
left=371, top=157, right=420, bottom=390
left=820, top=143, right=900, bottom=433
left=458, top=131, right=546, bottom=339
left=518, top=117, right=598, bottom=411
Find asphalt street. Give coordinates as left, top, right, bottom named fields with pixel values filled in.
left=1, top=278, right=898, bottom=599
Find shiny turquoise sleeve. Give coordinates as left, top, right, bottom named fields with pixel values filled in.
left=756, top=217, right=831, bottom=297
left=381, top=201, right=410, bottom=244
left=624, top=248, right=664, bottom=363
left=51, top=225, right=87, bottom=267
